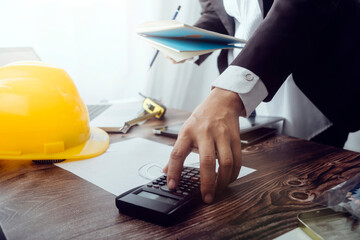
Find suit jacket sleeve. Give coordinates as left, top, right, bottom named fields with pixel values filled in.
left=232, top=0, right=341, bottom=101
left=194, top=0, right=229, bottom=65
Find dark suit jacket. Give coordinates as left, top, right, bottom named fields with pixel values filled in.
left=194, top=0, right=360, bottom=133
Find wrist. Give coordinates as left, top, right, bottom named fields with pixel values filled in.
left=211, top=87, right=245, bottom=116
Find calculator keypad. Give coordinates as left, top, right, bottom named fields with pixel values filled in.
left=146, top=166, right=200, bottom=198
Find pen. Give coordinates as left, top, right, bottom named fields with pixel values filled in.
left=148, top=5, right=181, bottom=71
left=172, top=5, right=181, bottom=20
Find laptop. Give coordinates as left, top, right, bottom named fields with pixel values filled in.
left=153, top=116, right=284, bottom=145
left=0, top=47, right=42, bottom=66
left=0, top=47, right=144, bottom=131
left=87, top=99, right=144, bottom=131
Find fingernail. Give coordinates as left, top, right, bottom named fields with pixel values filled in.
left=204, top=194, right=213, bottom=204
left=168, top=179, right=176, bottom=189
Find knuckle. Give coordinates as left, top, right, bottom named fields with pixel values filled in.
left=199, top=121, right=212, bottom=133
left=217, top=125, right=229, bottom=135
left=170, top=148, right=186, bottom=161
left=219, top=157, right=233, bottom=169
left=180, top=126, right=192, bottom=136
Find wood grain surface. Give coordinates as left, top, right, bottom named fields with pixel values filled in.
left=1, top=109, right=360, bottom=240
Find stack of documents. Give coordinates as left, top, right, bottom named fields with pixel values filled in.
left=136, top=20, right=246, bottom=62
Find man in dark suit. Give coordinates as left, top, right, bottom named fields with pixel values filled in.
left=164, top=0, right=360, bottom=204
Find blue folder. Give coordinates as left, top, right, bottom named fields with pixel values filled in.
left=145, top=36, right=239, bottom=52
left=139, top=22, right=245, bottom=53
left=141, top=27, right=243, bottom=45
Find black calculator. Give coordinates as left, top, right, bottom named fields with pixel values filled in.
left=115, top=166, right=201, bottom=225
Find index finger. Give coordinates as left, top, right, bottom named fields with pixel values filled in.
left=166, top=135, right=192, bottom=190
left=198, top=138, right=217, bottom=204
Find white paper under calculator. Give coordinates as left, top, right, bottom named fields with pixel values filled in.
left=56, top=138, right=256, bottom=196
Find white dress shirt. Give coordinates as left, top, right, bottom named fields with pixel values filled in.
left=212, top=0, right=332, bottom=139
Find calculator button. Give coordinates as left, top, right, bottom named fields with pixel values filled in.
left=188, top=173, right=195, bottom=176
left=152, top=181, right=158, bottom=184
left=160, top=186, right=174, bottom=192
left=147, top=184, right=152, bottom=188
left=160, top=176, right=166, bottom=180
left=191, top=177, right=199, bottom=181
left=158, top=182, right=165, bottom=186
left=176, top=190, right=183, bottom=194
left=183, top=175, right=191, bottom=179
left=182, top=192, right=189, bottom=196
left=153, top=185, right=159, bottom=189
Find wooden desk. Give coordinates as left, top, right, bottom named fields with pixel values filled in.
left=1, top=109, right=360, bottom=239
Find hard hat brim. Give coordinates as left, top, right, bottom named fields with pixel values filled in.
left=0, top=127, right=109, bottom=161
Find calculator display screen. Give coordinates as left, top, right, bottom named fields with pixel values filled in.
left=137, top=191, right=178, bottom=205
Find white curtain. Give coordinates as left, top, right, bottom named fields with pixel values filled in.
left=0, top=0, right=216, bottom=108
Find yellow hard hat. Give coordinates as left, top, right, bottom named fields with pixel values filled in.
left=0, top=62, right=109, bottom=161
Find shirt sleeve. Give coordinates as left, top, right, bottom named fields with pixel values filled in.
left=212, top=65, right=268, bottom=117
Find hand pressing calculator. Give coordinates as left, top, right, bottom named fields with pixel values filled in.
left=116, top=166, right=201, bottom=225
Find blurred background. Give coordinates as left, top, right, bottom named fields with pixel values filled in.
left=0, top=0, right=215, bottom=109
left=0, top=0, right=358, bottom=151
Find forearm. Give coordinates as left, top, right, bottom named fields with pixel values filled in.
left=232, top=0, right=341, bottom=101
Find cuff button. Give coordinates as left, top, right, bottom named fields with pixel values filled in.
left=245, top=73, right=254, bottom=81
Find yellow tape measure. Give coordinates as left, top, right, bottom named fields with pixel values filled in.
left=140, top=93, right=166, bottom=119
left=113, top=94, right=167, bottom=133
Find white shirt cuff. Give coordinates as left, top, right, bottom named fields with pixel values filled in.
left=212, top=65, right=268, bottom=117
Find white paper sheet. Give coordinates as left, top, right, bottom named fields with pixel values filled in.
left=56, top=138, right=256, bottom=196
